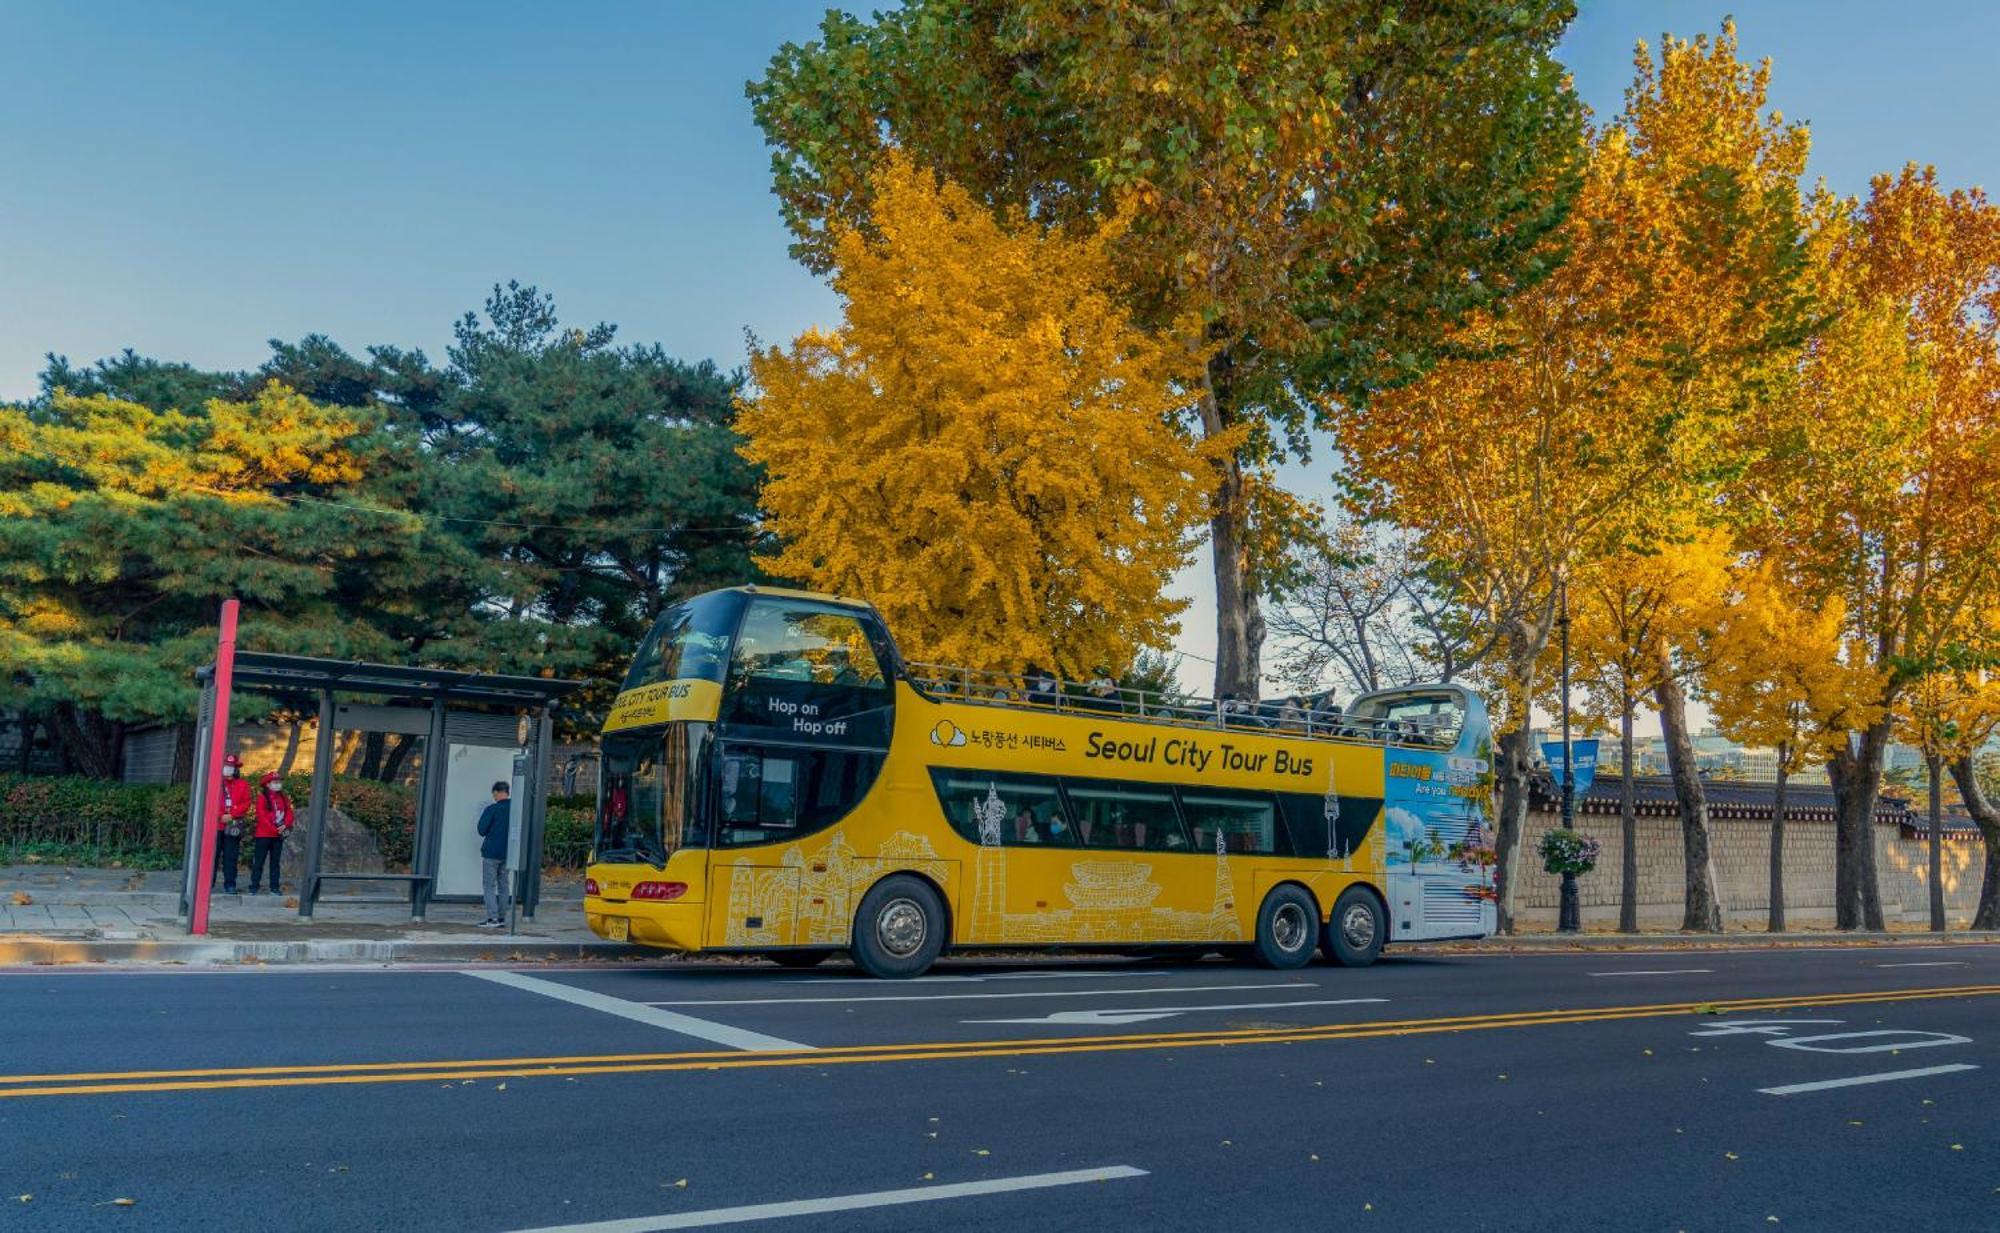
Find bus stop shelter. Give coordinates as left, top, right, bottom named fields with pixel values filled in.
left=178, top=628, right=583, bottom=933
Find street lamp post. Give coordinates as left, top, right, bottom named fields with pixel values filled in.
left=1557, top=576, right=1581, bottom=934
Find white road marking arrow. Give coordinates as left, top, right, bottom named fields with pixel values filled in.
left=966, top=997, right=1387, bottom=1026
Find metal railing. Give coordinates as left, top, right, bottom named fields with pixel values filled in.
left=902, top=662, right=1458, bottom=750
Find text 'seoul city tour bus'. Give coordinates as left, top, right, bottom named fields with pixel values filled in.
left=585, top=586, right=1496, bottom=978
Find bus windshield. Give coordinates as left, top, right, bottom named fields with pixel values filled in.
left=596, top=724, right=706, bottom=866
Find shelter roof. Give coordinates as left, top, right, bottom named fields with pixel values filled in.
left=205, top=651, right=584, bottom=710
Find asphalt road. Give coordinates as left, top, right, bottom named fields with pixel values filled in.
left=3, top=943, right=1996, bottom=1232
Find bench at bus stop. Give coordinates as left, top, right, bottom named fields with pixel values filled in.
left=308, top=872, right=435, bottom=920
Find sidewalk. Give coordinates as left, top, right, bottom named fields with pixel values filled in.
left=4, top=863, right=1994, bottom=966
left=0, top=864, right=636, bottom=966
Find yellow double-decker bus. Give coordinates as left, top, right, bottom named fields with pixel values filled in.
left=585, top=586, right=1496, bottom=978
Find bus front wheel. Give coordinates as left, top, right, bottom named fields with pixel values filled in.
left=1251, top=885, right=1320, bottom=970
left=851, top=875, right=947, bottom=979
left=1324, top=886, right=1386, bottom=967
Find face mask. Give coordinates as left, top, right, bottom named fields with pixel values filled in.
left=223, top=767, right=237, bottom=778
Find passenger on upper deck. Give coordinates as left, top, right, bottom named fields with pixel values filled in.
left=1024, top=665, right=1058, bottom=707
left=1275, top=696, right=1308, bottom=732
left=1085, top=669, right=1121, bottom=714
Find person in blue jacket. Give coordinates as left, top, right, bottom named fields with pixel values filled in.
left=476, top=781, right=511, bottom=929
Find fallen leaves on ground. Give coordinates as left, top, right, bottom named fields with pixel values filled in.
left=9, top=892, right=31, bottom=906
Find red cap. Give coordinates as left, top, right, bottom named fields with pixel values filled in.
left=260, top=771, right=281, bottom=786
left=222, top=754, right=242, bottom=768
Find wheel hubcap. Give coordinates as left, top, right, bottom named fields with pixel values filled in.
left=1341, top=902, right=1377, bottom=951
left=1272, top=902, right=1310, bottom=953
left=877, top=898, right=926, bottom=956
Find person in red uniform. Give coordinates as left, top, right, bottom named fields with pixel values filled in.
left=250, top=771, right=296, bottom=896
left=212, top=754, right=253, bottom=894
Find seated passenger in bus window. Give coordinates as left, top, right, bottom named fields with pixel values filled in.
left=1012, top=803, right=1039, bottom=843
left=824, top=647, right=863, bottom=686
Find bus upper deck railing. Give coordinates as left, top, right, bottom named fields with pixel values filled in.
left=901, top=662, right=1459, bottom=750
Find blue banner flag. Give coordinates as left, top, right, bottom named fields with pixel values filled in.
left=1542, top=738, right=1599, bottom=796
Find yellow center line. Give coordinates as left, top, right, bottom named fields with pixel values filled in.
left=4, top=984, right=1994, bottom=1101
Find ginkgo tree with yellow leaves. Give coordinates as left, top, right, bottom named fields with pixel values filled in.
left=1736, top=165, right=2000, bottom=930
left=1333, top=23, right=1819, bottom=932
left=1553, top=532, right=1739, bottom=933
left=738, top=155, right=1223, bottom=677
left=1706, top=567, right=1882, bottom=932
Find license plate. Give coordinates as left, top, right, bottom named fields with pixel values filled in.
left=604, top=916, right=630, bottom=942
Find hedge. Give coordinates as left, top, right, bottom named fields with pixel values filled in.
left=0, top=774, right=596, bottom=871
left=0, top=775, right=188, bottom=860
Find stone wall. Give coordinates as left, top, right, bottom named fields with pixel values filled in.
left=1510, top=809, right=1986, bottom=930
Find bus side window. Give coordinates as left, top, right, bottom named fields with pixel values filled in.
left=717, top=746, right=886, bottom=847
left=1178, top=789, right=1286, bottom=856
left=1060, top=780, right=1189, bottom=852
left=929, top=771, right=1072, bottom=847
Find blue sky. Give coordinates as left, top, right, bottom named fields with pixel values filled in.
left=3, top=1, right=1994, bottom=699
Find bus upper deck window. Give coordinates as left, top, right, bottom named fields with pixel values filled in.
left=730, top=602, right=886, bottom=688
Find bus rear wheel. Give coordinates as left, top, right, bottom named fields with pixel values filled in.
left=851, top=875, right=946, bottom=979
left=1251, top=885, right=1320, bottom=970
left=768, top=949, right=836, bottom=969
left=1324, top=886, right=1386, bottom=967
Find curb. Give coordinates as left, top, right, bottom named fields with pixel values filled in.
left=0, top=936, right=643, bottom=966
left=1408, top=931, right=2000, bottom=952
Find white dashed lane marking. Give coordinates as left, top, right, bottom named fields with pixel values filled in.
left=1759, top=1064, right=1979, bottom=1096
left=502, top=1165, right=1149, bottom=1231
left=467, top=970, right=813, bottom=1052
left=643, top=982, right=1316, bottom=1007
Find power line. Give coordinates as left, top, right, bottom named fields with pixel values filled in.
left=192, top=486, right=760, bottom=538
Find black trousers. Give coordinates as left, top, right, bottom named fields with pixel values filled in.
left=250, top=836, right=284, bottom=893
left=212, top=832, right=242, bottom=890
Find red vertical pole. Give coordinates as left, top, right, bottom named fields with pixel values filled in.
left=190, top=599, right=240, bottom=936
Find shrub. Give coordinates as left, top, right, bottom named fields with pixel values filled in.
left=544, top=804, right=595, bottom=870
left=0, top=773, right=589, bottom=872
left=0, top=775, right=188, bottom=861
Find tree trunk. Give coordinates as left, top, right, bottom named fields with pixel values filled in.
left=1196, top=343, right=1263, bottom=700
left=170, top=721, right=197, bottom=783
left=1492, top=725, right=1536, bottom=935
left=1768, top=756, right=1788, bottom=934
left=48, top=703, right=123, bottom=780
left=277, top=718, right=304, bottom=779
left=1654, top=675, right=1723, bottom=932
left=1947, top=756, right=2000, bottom=930
left=1928, top=754, right=1946, bottom=932
left=1826, top=722, right=1889, bottom=931
left=358, top=730, right=387, bottom=780
left=1619, top=697, right=1638, bottom=933
left=13, top=713, right=35, bottom=774
left=378, top=733, right=417, bottom=783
